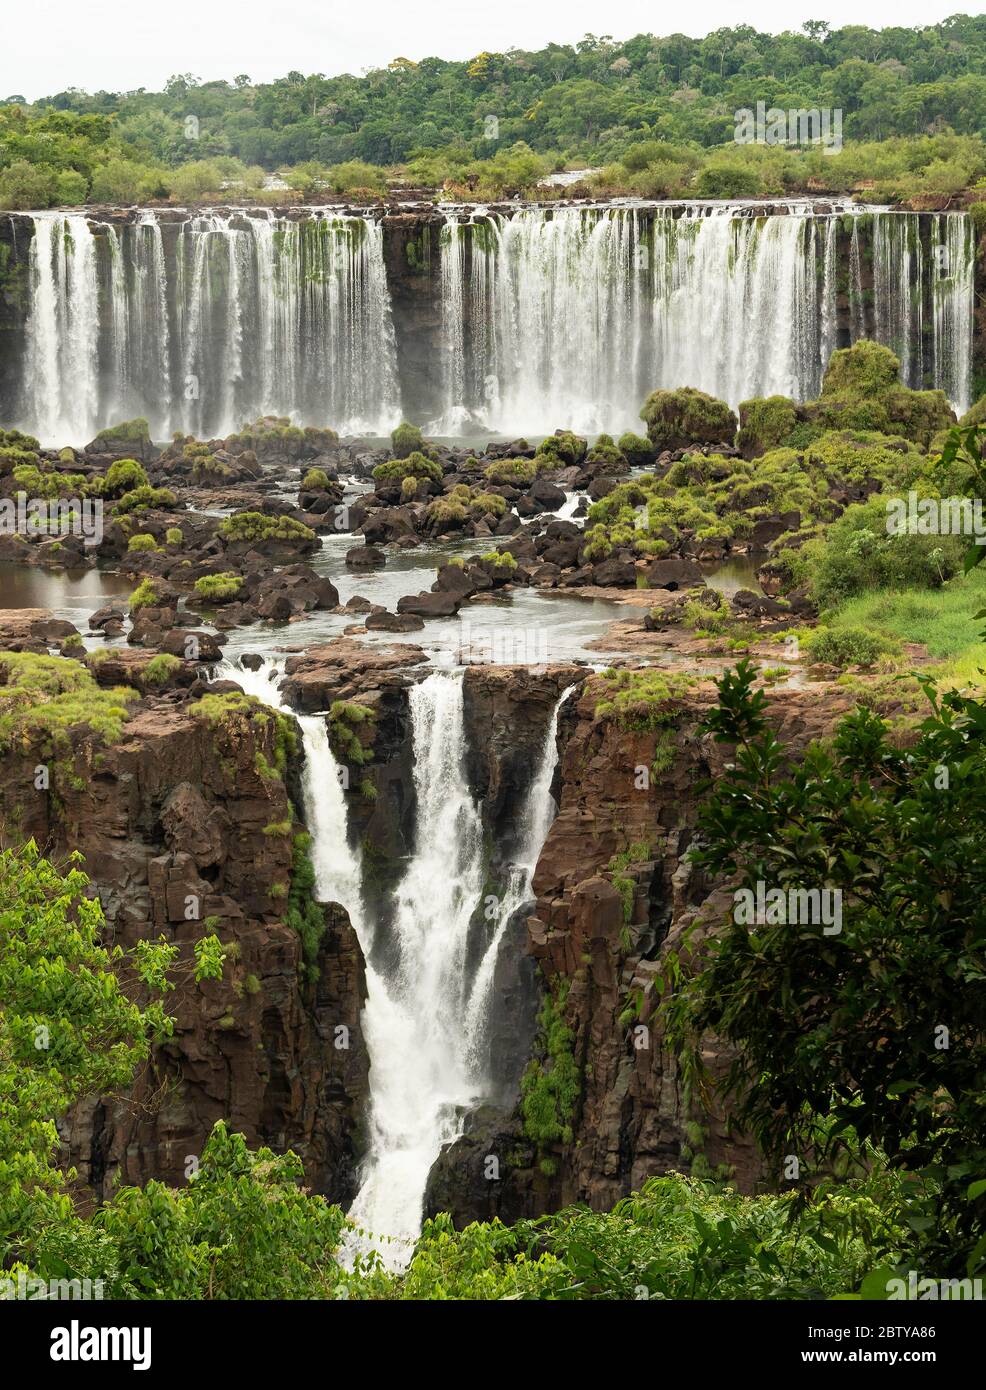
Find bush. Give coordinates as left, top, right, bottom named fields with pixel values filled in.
left=372, top=451, right=442, bottom=485
left=802, top=494, right=964, bottom=608
left=193, top=573, right=243, bottom=602
left=640, top=387, right=737, bottom=451
left=484, top=457, right=537, bottom=485
left=535, top=431, right=587, bottom=466
left=617, top=431, right=653, bottom=466
left=128, top=579, right=161, bottom=612
left=127, top=533, right=159, bottom=552
left=301, top=468, right=329, bottom=490
left=114, top=485, right=177, bottom=515
left=803, top=626, right=887, bottom=668
left=391, top=422, right=425, bottom=459
left=737, top=396, right=799, bottom=459
left=218, top=512, right=316, bottom=545
left=102, top=458, right=149, bottom=497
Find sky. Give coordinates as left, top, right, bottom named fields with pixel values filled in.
left=4, top=1, right=985, bottom=101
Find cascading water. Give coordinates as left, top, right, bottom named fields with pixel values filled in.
left=15, top=202, right=975, bottom=444
left=348, top=673, right=572, bottom=1267
left=214, top=655, right=571, bottom=1268
left=18, top=209, right=401, bottom=444
left=431, top=203, right=976, bottom=432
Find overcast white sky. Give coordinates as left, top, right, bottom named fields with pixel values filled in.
left=4, top=1, right=984, bottom=100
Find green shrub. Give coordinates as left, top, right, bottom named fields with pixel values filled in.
left=165, top=527, right=183, bottom=545
left=128, top=579, right=161, bottom=612
left=102, top=458, right=149, bottom=497
left=737, top=396, right=799, bottom=459
left=803, top=626, right=887, bottom=668
left=535, top=431, right=587, bottom=466
left=218, top=512, right=316, bottom=545
left=391, top=421, right=425, bottom=459
left=143, top=653, right=182, bottom=685
left=193, top=572, right=243, bottom=602
left=372, top=451, right=442, bottom=485
left=640, top=387, right=736, bottom=451
left=114, top=485, right=177, bottom=515
left=301, top=468, right=330, bottom=490
left=617, top=431, right=653, bottom=466
left=127, top=533, right=159, bottom=552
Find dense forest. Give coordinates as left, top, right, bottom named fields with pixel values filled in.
left=5, top=18, right=986, bottom=205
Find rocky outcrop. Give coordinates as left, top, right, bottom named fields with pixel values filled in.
left=0, top=627, right=370, bottom=1206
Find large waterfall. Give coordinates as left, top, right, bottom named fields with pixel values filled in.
left=17, top=209, right=401, bottom=443
left=216, top=656, right=570, bottom=1268
left=11, top=202, right=976, bottom=444
left=430, top=204, right=976, bottom=433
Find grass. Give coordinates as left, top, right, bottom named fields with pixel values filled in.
left=820, top=568, right=986, bottom=686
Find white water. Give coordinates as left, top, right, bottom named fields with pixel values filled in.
left=18, top=209, right=401, bottom=444
left=16, top=203, right=974, bottom=445
left=215, top=655, right=571, bottom=1268
left=430, top=204, right=976, bottom=432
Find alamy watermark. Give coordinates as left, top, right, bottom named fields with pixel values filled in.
left=733, top=880, right=843, bottom=935
left=1, top=1272, right=105, bottom=1300
left=886, top=492, right=986, bottom=545
left=0, top=492, right=103, bottom=546
left=734, top=101, right=842, bottom=155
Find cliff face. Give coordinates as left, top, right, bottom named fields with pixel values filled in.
left=426, top=673, right=868, bottom=1226
left=0, top=668, right=369, bottom=1205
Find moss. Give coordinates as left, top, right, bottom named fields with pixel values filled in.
left=90, top=419, right=151, bottom=448
left=535, top=431, right=587, bottom=466
left=114, top=485, right=177, bottom=515
left=262, top=818, right=293, bottom=837
left=737, top=395, right=799, bottom=459
left=481, top=549, right=517, bottom=570
left=128, top=579, right=161, bottom=612
left=285, top=832, right=327, bottom=979
left=328, top=700, right=375, bottom=767
left=815, top=340, right=955, bottom=446
left=470, top=491, right=507, bottom=518
left=127, top=532, right=159, bottom=552
left=594, top=668, right=695, bottom=731
left=165, top=526, right=183, bottom=545
left=101, top=458, right=150, bottom=497
left=484, top=457, right=539, bottom=485
left=359, top=778, right=377, bottom=801
left=218, top=511, right=316, bottom=545
left=143, top=653, right=181, bottom=685
left=193, top=572, right=243, bottom=601
left=391, top=421, right=425, bottom=459
left=608, top=841, right=651, bottom=927
left=372, top=451, right=442, bottom=485
left=640, top=386, right=736, bottom=451
left=617, top=431, right=653, bottom=465
left=0, top=653, right=137, bottom=756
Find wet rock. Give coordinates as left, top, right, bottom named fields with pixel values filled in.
left=396, top=590, right=462, bottom=618
left=364, top=610, right=425, bottom=632
left=646, top=556, right=704, bottom=590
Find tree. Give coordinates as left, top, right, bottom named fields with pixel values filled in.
left=662, top=428, right=986, bottom=1277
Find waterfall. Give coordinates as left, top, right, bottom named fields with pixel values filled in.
left=348, top=673, right=572, bottom=1267
left=463, top=684, right=574, bottom=1064
left=22, top=213, right=99, bottom=443
left=214, top=655, right=366, bottom=931
left=432, top=204, right=976, bottom=431
left=15, top=203, right=976, bottom=444
left=18, top=209, right=401, bottom=444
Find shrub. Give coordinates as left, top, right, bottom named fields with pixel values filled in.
left=165, top=527, right=183, bottom=545
left=484, top=457, right=537, bottom=485
left=372, top=451, right=442, bottom=485
left=470, top=491, right=507, bottom=518
left=301, top=468, right=330, bottom=490
left=144, top=653, right=182, bottom=685
left=803, top=626, right=887, bottom=668
left=391, top=421, right=425, bottom=459
left=640, top=387, right=737, bottom=451
left=114, top=485, right=177, bottom=515
left=218, top=512, right=316, bottom=545
left=128, top=579, right=161, bottom=612
left=535, top=431, right=587, bottom=466
left=193, top=572, right=243, bottom=602
left=127, top=533, right=159, bottom=552
left=737, top=396, right=799, bottom=459
left=617, top=431, right=653, bottom=466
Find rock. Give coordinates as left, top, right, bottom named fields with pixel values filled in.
left=396, top=590, right=462, bottom=618
left=365, top=610, right=425, bottom=632
left=345, top=544, right=387, bottom=568
left=529, top=479, right=566, bottom=511
left=646, top=557, right=704, bottom=590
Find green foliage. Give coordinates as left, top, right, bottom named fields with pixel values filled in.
left=193, top=572, right=243, bottom=602
left=536, top=431, right=587, bottom=466
left=285, top=833, right=326, bottom=975
left=165, top=526, right=183, bottom=545
left=102, top=456, right=150, bottom=500
left=802, top=625, right=888, bottom=668
left=663, top=656, right=986, bottom=1275
left=481, top=548, right=516, bottom=569
left=390, top=421, right=425, bottom=459
left=616, top=431, right=653, bottom=466
left=801, top=493, right=964, bottom=608
left=126, top=532, right=158, bottom=552
left=483, top=457, right=538, bottom=485
left=737, top=396, right=799, bottom=459
left=593, top=667, right=695, bottom=731
left=127, top=578, right=160, bottom=611
left=301, top=467, right=330, bottom=490
left=328, top=700, right=375, bottom=766
left=218, top=511, right=316, bottom=545
left=640, top=387, right=736, bottom=451
left=372, top=451, right=442, bottom=485
left=0, top=653, right=137, bottom=755
left=143, top=653, right=181, bottom=685
left=113, top=485, right=177, bottom=515
left=521, top=982, right=580, bottom=1151
left=816, top=341, right=955, bottom=446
